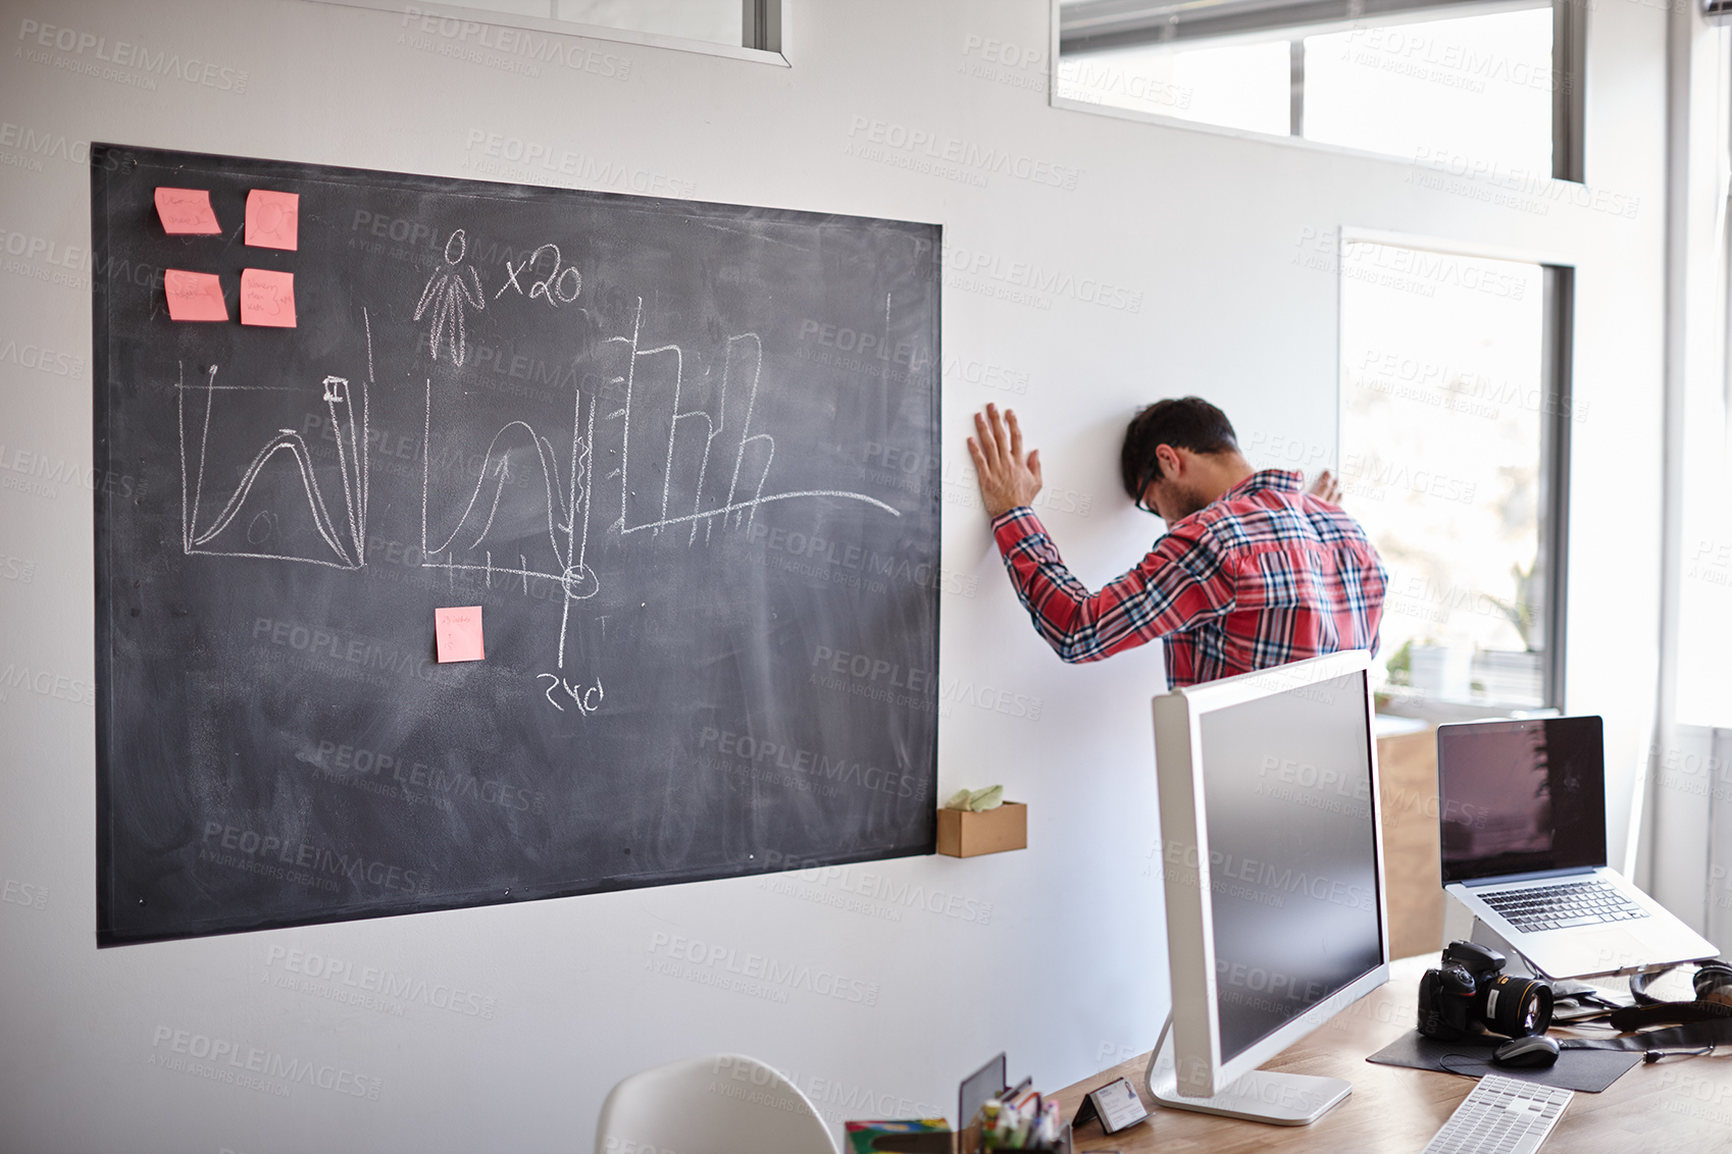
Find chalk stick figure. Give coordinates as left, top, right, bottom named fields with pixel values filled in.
left=415, top=228, right=485, bottom=365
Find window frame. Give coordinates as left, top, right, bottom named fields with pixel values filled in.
left=1335, top=227, right=1576, bottom=718
left=1050, top=0, right=1584, bottom=183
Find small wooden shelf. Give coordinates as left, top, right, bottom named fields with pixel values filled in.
left=936, top=802, right=1027, bottom=857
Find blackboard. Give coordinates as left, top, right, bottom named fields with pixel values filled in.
left=92, top=144, right=941, bottom=945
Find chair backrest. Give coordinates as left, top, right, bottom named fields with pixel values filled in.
left=596, top=1053, right=840, bottom=1154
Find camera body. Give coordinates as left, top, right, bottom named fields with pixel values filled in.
left=1417, top=940, right=1554, bottom=1042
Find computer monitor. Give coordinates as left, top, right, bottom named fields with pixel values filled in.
left=1148, top=650, right=1390, bottom=1125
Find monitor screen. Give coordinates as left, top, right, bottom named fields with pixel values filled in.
left=1436, top=716, right=1607, bottom=885
left=1153, top=651, right=1389, bottom=1102
left=1196, top=670, right=1385, bottom=1066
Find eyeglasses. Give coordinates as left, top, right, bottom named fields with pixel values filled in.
left=1133, top=468, right=1161, bottom=515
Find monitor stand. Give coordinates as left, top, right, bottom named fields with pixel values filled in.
left=1143, top=1014, right=1351, bottom=1126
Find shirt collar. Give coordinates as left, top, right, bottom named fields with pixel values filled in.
left=1222, top=469, right=1304, bottom=502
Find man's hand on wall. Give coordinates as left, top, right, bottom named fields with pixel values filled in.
left=967, top=403, right=1043, bottom=519
left=1307, top=469, right=1342, bottom=505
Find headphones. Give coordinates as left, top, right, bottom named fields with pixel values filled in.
left=1609, top=960, right=1732, bottom=1031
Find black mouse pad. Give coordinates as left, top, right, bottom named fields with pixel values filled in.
left=1367, top=1033, right=1642, bottom=1093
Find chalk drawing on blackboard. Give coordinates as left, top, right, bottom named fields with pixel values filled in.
left=537, top=671, right=605, bottom=715
left=493, top=241, right=582, bottom=308
left=606, top=296, right=900, bottom=544
left=415, top=228, right=485, bottom=365
left=608, top=323, right=770, bottom=547
left=415, top=294, right=901, bottom=680
left=175, top=313, right=374, bottom=570
left=419, top=368, right=599, bottom=675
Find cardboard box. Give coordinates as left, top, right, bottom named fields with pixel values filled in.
left=936, top=802, right=1026, bottom=857
left=845, top=1120, right=952, bottom=1154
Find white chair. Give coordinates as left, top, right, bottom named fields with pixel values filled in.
left=595, top=1053, right=840, bottom=1154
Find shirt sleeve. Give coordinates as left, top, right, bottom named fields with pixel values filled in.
left=1365, top=552, right=1389, bottom=658
left=990, top=507, right=1238, bottom=663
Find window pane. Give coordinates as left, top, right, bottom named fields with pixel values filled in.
left=557, top=0, right=743, bottom=46
left=1304, top=8, right=1553, bottom=171
left=306, top=0, right=755, bottom=49
left=1678, top=466, right=1732, bottom=726
left=1339, top=242, right=1552, bottom=710
left=1056, top=40, right=1291, bottom=136
left=1677, top=327, right=1732, bottom=725
left=1676, top=27, right=1732, bottom=726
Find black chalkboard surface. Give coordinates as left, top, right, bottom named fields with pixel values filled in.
left=93, top=144, right=941, bottom=945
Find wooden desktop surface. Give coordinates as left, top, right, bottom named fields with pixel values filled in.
left=1051, top=955, right=1732, bottom=1153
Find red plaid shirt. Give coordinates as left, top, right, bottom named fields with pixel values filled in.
left=991, top=470, right=1386, bottom=687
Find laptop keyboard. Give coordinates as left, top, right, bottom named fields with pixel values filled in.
left=1480, top=879, right=1649, bottom=932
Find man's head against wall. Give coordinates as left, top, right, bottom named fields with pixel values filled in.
left=1119, top=396, right=1249, bottom=524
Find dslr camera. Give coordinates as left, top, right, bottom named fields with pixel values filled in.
left=1417, top=940, right=1554, bottom=1041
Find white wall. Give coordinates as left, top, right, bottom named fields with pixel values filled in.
left=0, top=1, right=1669, bottom=1151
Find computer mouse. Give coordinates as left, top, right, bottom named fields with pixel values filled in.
left=1493, top=1035, right=1561, bottom=1068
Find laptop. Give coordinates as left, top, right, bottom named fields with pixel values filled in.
left=1436, top=715, right=1719, bottom=980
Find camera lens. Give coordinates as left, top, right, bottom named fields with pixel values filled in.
left=1484, top=975, right=1553, bottom=1037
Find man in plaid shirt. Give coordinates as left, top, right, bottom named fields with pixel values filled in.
left=967, top=397, right=1386, bottom=688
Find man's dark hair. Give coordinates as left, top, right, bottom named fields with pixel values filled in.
left=1119, top=397, right=1240, bottom=501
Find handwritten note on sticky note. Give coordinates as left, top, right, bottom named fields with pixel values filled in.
left=155, top=188, right=221, bottom=235
left=435, top=606, right=484, bottom=663
left=245, top=189, right=299, bottom=250
left=239, top=268, right=296, bottom=327
left=164, top=270, right=229, bottom=322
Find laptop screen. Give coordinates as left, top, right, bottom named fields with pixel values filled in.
left=1436, top=716, right=1608, bottom=885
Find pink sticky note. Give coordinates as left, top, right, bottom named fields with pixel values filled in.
left=435, top=606, right=484, bottom=663
left=246, top=189, right=299, bottom=250
left=239, top=268, right=296, bottom=327
left=154, top=187, right=221, bottom=235
left=163, top=269, right=229, bottom=322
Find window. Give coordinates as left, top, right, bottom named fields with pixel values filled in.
left=1677, top=376, right=1732, bottom=728
left=309, top=0, right=784, bottom=58
left=1054, top=0, right=1581, bottom=178
left=556, top=0, right=771, bottom=49
left=1337, top=240, right=1570, bottom=712
left=1675, top=26, right=1732, bottom=728
left=1056, top=37, right=1291, bottom=135
left=1304, top=7, right=1553, bottom=169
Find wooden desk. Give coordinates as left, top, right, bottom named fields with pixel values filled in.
left=1051, top=955, right=1732, bottom=1153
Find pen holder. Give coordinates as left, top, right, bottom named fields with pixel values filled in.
left=937, top=802, right=1026, bottom=858
left=959, top=1101, right=1069, bottom=1154
left=966, top=1129, right=1063, bottom=1154
left=961, top=1122, right=1060, bottom=1154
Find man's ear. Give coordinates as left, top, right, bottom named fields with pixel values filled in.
left=1154, top=443, right=1183, bottom=478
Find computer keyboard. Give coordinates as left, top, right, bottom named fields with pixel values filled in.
left=1480, top=879, right=1648, bottom=932
left=1420, top=1073, right=1573, bottom=1154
